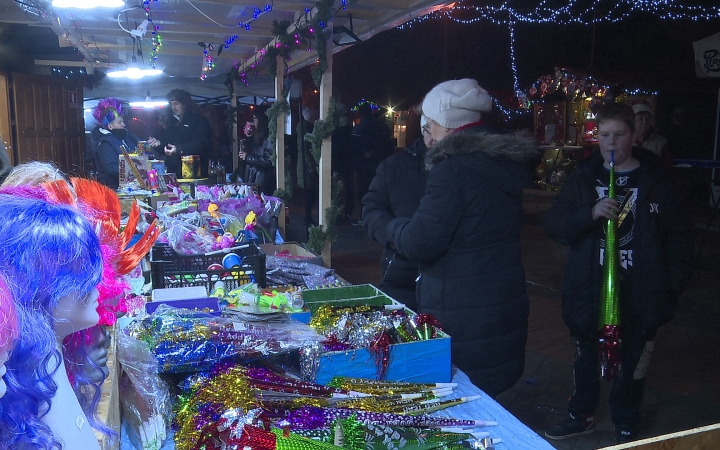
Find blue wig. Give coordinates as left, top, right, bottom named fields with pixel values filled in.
left=0, top=195, right=104, bottom=449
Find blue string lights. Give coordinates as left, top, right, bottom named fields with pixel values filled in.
left=397, top=0, right=720, bottom=112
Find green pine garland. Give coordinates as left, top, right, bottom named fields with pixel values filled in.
left=304, top=96, right=347, bottom=163
left=306, top=174, right=344, bottom=253
left=266, top=97, right=290, bottom=145
left=273, top=170, right=293, bottom=202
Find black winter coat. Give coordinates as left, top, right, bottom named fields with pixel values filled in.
left=91, top=126, right=139, bottom=189
left=543, top=148, right=694, bottom=338
left=387, top=125, right=537, bottom=397
left=154, top=110, right=212, bottom=177
left=362, top=137, right=427, bottom=311
left=244, top=137, right=275, bottom=195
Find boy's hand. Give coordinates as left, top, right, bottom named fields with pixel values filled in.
left=592, top=197, right=620, bottom=221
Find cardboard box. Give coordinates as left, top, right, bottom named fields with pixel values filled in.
left=118, top=153, right=149, bottom=186
left=149, top=194, right=177, bottom=209
left=301, top=285, right=452, bottom=384
left=314, top=330, right=451, bottom=385
left=260, top=242, right=323, bottom=267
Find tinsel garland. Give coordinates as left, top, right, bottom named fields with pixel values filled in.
left=297, top=417, right=476, bottom=450
left=280, top=406, right=481, bottom=430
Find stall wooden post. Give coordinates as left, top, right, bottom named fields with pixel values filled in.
left=274, top=55, right=287, bottom=236
left=318, top=29, right=333, bottom=267
left=231, top=78, right=238, bottom=176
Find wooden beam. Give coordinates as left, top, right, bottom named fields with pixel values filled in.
left=274, top=54, right=287, bottom=237
left=232, top=78, right=239, bottom=175
left=318, top=27, right=333, bottom=267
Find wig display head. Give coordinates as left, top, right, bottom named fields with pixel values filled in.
left=0, top=195, right=103, bottom=336
left=92, top=97, right=124, bottom=128
left=0, top=276, right=18, bottom=399
left=0, top=195, right=104, bottom=449
left=0, top=160, right=67, bottom=189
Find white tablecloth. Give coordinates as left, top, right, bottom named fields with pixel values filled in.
left=120, top=367, right=553, bottom=450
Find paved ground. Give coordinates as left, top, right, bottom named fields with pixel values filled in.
left=284, top=186, right=720, bottom=450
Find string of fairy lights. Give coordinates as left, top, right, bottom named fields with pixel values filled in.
left=398, top=0, right=720, bottom=116
left=141, top=0, right=163, bottom=69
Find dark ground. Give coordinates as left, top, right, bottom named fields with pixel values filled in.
left=283, top=177, right=720, bottom=449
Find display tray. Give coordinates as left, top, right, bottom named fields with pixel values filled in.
left=300, top=284, right=405, bottom=313
left=301, top=284, right=452, bottom=385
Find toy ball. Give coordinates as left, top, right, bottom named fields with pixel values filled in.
left=222, top=253, right=242, bottom=269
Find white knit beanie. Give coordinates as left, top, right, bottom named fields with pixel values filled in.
left=422, top=79, right=492, bottom=129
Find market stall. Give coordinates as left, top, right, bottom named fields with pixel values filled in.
left=49, top=165, right=556, bottom=450
left=523, top=67, right=659, bottom=191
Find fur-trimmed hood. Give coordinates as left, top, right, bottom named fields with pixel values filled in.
left=425, top=126, right=538, bottom=171
left=425, top=125, right=538, bottom=195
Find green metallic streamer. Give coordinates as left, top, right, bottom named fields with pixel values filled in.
left=599, top=156, right=621, bottom=327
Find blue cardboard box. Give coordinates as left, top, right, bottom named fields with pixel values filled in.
left=302, top=285, right=452, bottom=384
left=314, top=330, right=452, bottom=385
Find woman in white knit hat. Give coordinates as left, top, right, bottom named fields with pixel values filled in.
left=386, top=79, right=538, bottom=397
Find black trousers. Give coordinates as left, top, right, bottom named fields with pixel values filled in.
left=568, top=328, right=656, bottom=430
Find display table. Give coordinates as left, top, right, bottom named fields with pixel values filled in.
left=118, top=366, right=553, bottom=449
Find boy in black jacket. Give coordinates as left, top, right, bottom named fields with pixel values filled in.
left=543, top=103, right=694, bottom=444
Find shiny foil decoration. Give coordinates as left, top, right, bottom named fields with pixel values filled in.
left=598, top=152, right=622, bottom=380
left=173, top=366, right=259, bottom=450
left=280, top=406, right=480, bottom=430
left=296, top=421, right=476, bottom=450
left=328, top=377, right=440, bottom=395
left=369, top=331, right=393, bottom=380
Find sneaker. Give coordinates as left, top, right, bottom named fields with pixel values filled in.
left=615, top=428, right=637, bottom=444
left=545, top=414, right=594, bottom=440
left=350, top=219, right=363, bottom=226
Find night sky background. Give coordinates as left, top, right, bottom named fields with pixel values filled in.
left=317, top=6, right=720, bottom=160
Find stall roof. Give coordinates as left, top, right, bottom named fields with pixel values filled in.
left=0, top=0, right=452, bottom=103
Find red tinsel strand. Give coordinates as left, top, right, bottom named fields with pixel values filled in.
left=598, top=325, right=622, bottom=381
left=369, top=331, right=393, bottom=380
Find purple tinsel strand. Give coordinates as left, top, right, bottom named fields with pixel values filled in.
left=284, top=406, right=479, bottom=430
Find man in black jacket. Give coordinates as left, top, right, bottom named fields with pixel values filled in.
left=151, top=89, right=212, bottom=178
left=362, top=115, right=433, bottom=311
left=543, top=103, right=694, bottom=444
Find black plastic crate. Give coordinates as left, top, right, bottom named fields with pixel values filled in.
left=150, top=243, right=266, bottom=291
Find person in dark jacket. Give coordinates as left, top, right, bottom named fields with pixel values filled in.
left=297, top=106, right=319, bottom=226
left=386, top=79, right=537, bottom=398
left=151, top=89, right=212, bottom=178
left=346, top=103, right=393, bottom=225
left=90, top=98, right=140, bottom=189
left=239, top=111, right=275, bottom=195
left=361, top=114, right=433, bottom=311
left=543, top=103, right=694, bottom=444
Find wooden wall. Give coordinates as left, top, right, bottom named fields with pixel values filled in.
left=9, top=73, right=84, bottom=176
left=0, top=71, right=12, bottom=164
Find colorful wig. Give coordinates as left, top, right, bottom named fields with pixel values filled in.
left=44, top=177, right=160, bottom=324
left=0, top=161, right=66, bottom=189
left=92, top=97, right=124, bottom=127
left=0, top=275, right=18, bottom=353
left=0, top=195, right=103, bottom=449
left=0, top=276, right=17, bottom=400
